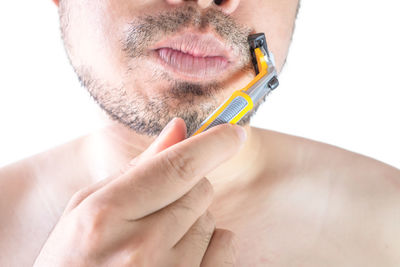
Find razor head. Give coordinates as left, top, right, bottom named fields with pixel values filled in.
left=248, top=33, right=270, bottom=74
left=192, top=33, right=280, bottom=136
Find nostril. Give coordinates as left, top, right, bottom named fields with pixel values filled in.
left=212, top=0, right=240, bottom=14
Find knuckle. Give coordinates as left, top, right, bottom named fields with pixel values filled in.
left=221, top=230, right=238, bottom=248
left=169, top=197, right=197, bottom=221
left=71, top=189, right=87, bottom=202
left=203, top=210, right=216, bottom=228
left=195, top=178, right=214, bottom=200
left=200, top=211, right=216, bottom=230
left=118, top=226, right=160, bottom=266
left=78, top=201, right=111, bottom=235
left=193, top=212, right=216, bottom=244
left=215, top=229, right=239, bottom=260
left=201, top=230, right=214, bottom=247
left=122, top=229, right=169, bottom=267
left=67, top=206, right=110, bottom=255
left=192, top=226, right=214, bottom=249
left=164, top=148, right=195, bottom=181
left=121, top=252, right=143, bottom=267
left=67, top=189, right=87, bottom=208
left=121, top=251, right=152, bottom=267
left=65, top=186, right=96, bottom=212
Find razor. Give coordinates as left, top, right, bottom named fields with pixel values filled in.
left=192, top=33, right=279, bottom=136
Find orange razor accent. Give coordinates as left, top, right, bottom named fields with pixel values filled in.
left=192, top=33, right=279, bottom=136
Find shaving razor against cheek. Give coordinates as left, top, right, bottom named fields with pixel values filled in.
left=192, top=33, right=279, bottom=136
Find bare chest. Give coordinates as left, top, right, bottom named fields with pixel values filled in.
left=208, top=177, right=399, bottom=267
left=3, top=173, right=398, bottom=267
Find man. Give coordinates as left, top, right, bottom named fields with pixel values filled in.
left=0, top=0, right=399, bottom=266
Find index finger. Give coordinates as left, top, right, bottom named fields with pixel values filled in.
left=89, top=123, right=246, bottom=220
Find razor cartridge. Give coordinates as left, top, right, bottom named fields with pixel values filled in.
left=192, top=33, right=279, bottom=136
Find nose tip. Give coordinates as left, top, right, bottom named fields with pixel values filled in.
left=197, top=0, right=216, bottom=9
left=165, top=0, right=240, bottom=14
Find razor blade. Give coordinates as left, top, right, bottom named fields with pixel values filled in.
left=192, top=33, right=279, bottom=136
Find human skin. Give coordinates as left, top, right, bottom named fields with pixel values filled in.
left=33, top=120, right=246, bottom=266
left=56, top=0, right=298, bottom=136
left=1, top=0, right=400, bottom=266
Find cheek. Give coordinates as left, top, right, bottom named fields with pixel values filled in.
left=62, top=1, right=132, bottom=83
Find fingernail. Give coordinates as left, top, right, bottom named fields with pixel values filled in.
left=233, top=125, right=247, bottom=143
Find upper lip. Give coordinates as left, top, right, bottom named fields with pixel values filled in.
left=151, top=31, right=235, bottom=62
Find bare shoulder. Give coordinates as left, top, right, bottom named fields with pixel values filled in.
left=253, top=126, right=400, bottom=179
left=254, top=127, right=400, bottom=201
left=252, top=127, right=400, bottom=264
left=0, top=158, right=44, bottom=265
left=0, top=137, right=89, bottom=266
left=0, top=158, right=40, bottom=221
left=0, top=135, right=90, bottom=218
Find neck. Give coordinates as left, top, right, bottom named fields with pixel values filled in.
left=82, top=116, right=266, bottom=197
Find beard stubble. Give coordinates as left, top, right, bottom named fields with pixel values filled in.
left=60, top=3, right=266, bottom=136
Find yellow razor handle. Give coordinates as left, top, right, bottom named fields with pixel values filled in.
left=192, top=44, right=277, bottom=136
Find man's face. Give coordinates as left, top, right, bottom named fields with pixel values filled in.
left=59, top=0, right=299, bottom=136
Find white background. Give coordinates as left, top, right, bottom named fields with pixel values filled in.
left=0, top=0, right=399, bottom=168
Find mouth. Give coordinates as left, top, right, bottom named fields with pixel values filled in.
left=151, top=32, right=235, bottom=81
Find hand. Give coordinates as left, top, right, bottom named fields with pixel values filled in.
left=33, top=118, right=246, bottom=267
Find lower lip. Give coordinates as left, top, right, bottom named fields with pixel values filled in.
left=154, top=48, right=229, bottom=80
